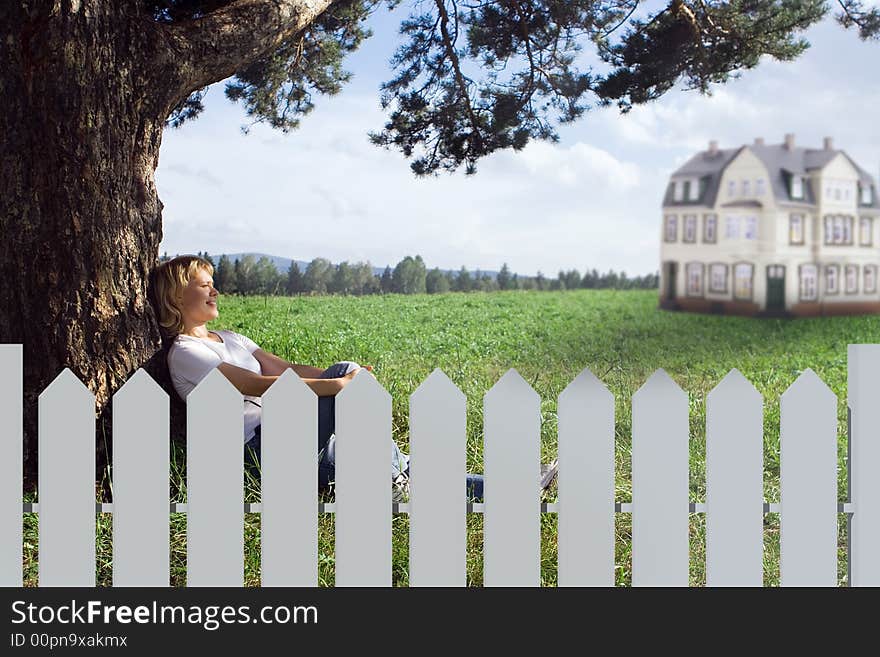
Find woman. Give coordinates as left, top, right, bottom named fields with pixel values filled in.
left=153, top=254, right=488, bottom=500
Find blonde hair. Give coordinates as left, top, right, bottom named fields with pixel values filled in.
left=152, top=255, right=215, bottom=337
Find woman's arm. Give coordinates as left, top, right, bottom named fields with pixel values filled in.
left=252, top=349, right=325, bottom=378
left=218, top=362, right=346, bottom=397
left=217, top=362, right=280, bottom=397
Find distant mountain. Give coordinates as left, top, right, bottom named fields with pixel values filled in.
left=211, top=252, right=501, bottom=280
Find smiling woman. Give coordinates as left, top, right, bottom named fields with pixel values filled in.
left=150, top=255, right=446, bottom=501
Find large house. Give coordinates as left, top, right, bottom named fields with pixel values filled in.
left=660, top=135, right=879, bottom=316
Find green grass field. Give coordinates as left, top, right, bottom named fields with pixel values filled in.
left=23, top=289, right=880, bottom=586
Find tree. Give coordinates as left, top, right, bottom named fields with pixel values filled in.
left=426, top=267, right=450, bottom=294
left=532, top=271, right=544, bottom=291
left=455, top=267, right=473, bottom=293
left=331, top=261, right=357, bottom=295
left=253, top=256, right=281, bottom=294
left=303, top=257, right=333, bottom=294
left=286, top=261, right=304, bottom=295
left=392, top=255, right=427, bottom=294
left=380, top=266, right=393, bottom=294
left=353, top=262, right=378, bottom=295
left=235, top=254, right=258, bottom=294
left=1, top=1, right=866, bottom=483
left=496, top=263, right=512, bottom=291
left=215, top=254, right=236, bottom=293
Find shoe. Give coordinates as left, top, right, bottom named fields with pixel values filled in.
left=392, top=471, right=410, bottom=503
left=540, top=459, right=559, bottom=491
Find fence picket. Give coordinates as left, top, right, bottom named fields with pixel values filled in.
left=261, top=370, right=318, bottom=586
left=335, top=371, right=392, bottom=586
left=632, top=369, right=689, bottom=586
left=0, top=345, right=22, bottom=586
left=39, top=369, right=95, bottom=586
left=112, top=369, right=169, bottom=586
left=848, top=345, right=880, bottom=586
left=557, top=368, right=614, bottom=586
left=780, top=369, right=837, bottom=586
left=484, top=369, right=541, bottom=586
left=187, top=369, right=243, bottom=587
left=706, top=369, right=763, bottom=586
left=409, top=369, right=466, bottom=587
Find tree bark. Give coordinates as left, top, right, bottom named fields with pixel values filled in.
left=0, top=2, right=178, bottom=490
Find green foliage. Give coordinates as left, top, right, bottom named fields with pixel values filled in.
left=154, top=1, right=867, bottom=175
left=596, top=0, right=827, bottom=110
left=836, top=0, right=880, bottom=39
left=391, top=254, right=427, bottom=294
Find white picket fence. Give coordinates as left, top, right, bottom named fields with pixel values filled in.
left=1, top=343, right=880, bottom=587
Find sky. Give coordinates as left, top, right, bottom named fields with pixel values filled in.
left=155, top=7, right=880, bottom=278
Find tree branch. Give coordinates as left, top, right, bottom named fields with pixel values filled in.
left=433, top=0, right=483, bottom=151
left=163, top=0, right=339, bottom=98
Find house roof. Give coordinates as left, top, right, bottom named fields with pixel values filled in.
left=664, top=142, right=878, bottom=209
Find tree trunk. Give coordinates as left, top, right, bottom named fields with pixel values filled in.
left=0, top=3, right=180, bottom=491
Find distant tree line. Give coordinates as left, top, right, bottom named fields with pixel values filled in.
left=159, top=252, right=659, bottom=295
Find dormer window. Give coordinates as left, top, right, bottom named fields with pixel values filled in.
left=688, top=179, right=700, bottom=201
left=791, top=176, right=804, bottom=199
left=682, top=180, right=691, bottom=202
left=862, top=184, right=874, bottom=205
left=756, top=179, right=766, bottom=196
left=673, top=181, right=683, bottom=202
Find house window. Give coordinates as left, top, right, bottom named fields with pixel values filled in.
left=665, top=215, right=678, bottom=242
left=709, top=263, right=728, bottom=293
left=826, top=215, right=854, bottom=245
left=835, top=187, right=842, bottom=201
left=756, top=179, right=766, bottom=196
left=725, top=216, right=739, bottom=239
left=733, top=263, right=753, bottom=301
left=792, top=176, right=803, bottom=199
left=861, top=217, right=874, bottom=246
left=865, top=266, right=877, bottom=294
left=800, top=264, right=818, bottom=301
left=744, top=216, right=758, bottom=240
left=846, top=265, right=858, bottom=294
left=826, top=264, right=839, bottom=295
left=673, top=181, right=683, bottom=202
left=742, top=180, right=751, bottom=197
left=703, top=214, right=717, bottom=243
left=688, top=179, right=700, bottom=201
left=683, top=215, right=697, bottom=243
left=728, top=180, right=737, bottom=198
left=790, top=214, right=805, bottom=245
left=862, top=185, right=874, bottom=205
left=682, top=180, right=691, bottom=202
left=686, top=263, right=703, bottom=297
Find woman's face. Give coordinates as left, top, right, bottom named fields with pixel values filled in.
left=179, top=268, right=219, bottom=327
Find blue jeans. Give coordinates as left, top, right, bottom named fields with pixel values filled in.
left=245, top=361, right=484, bottom=500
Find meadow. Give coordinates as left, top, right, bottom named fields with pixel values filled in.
left=23, top=288, right=880, bottom=586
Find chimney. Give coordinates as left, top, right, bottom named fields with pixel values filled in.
left=784, top=133, right=795, bottom=150
left=708, top=140, right=719, bottom=155
left=754, top=137, right=765, bottom=146
left=823, top=136, right=834, bottom=151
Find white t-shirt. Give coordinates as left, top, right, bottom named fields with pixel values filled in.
left=167, top=329, right=263, bottom=443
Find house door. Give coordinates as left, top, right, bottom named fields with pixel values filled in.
left=664, top=262, right=677, bottom=300
left=766, top=265, right=785, bottom=311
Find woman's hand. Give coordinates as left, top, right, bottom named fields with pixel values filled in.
left=337, top=365, right=374, bottom=391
